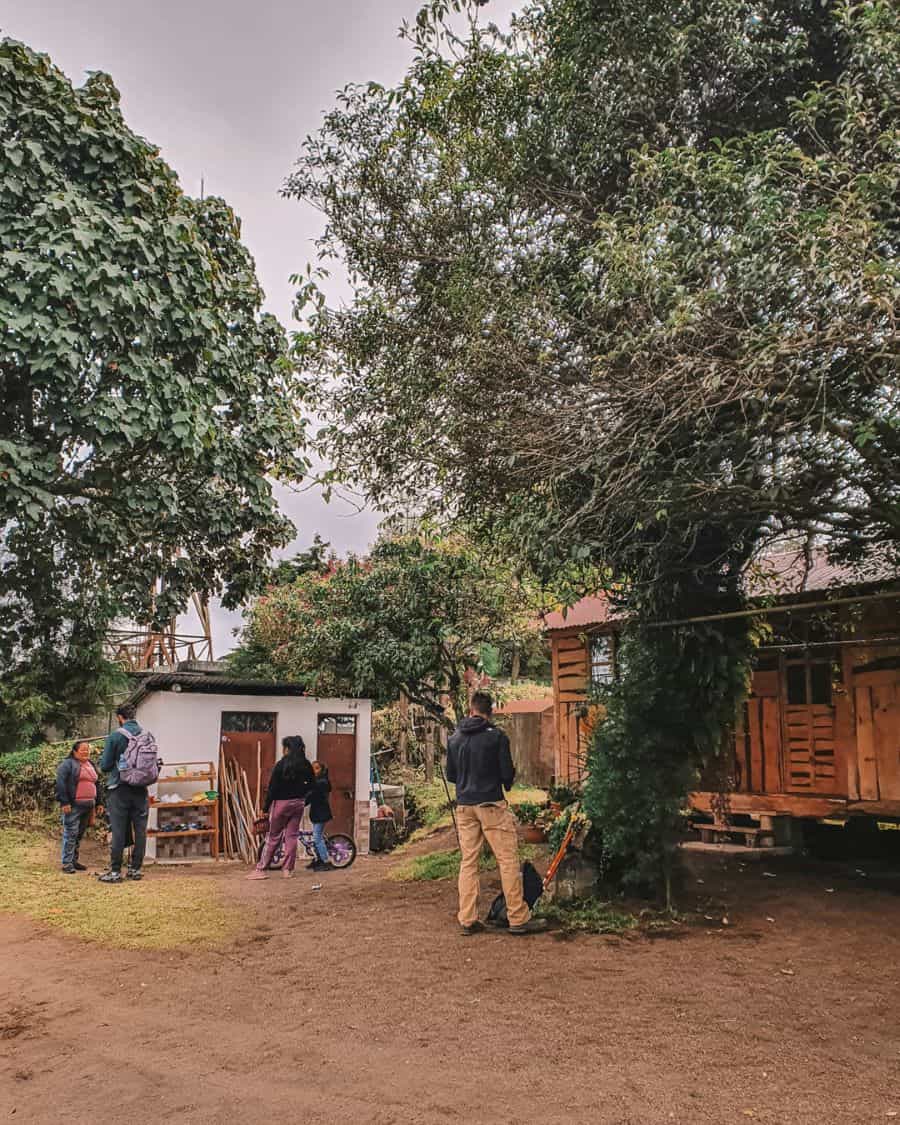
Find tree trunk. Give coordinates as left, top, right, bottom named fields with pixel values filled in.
left=510, top=645, right=521, bottom=684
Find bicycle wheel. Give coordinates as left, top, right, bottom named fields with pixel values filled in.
left=256, top=833, right=285, bottom=870
left=326, top=833, right=356, bottom=869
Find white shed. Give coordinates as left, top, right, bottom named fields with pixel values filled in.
left=126, top=672, right=372, bottom=862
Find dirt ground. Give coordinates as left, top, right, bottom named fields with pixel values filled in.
left=2, top=832, right=900, bottom=1125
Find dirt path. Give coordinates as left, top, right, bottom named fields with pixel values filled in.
left=2, top=839, right=900, bottom=1124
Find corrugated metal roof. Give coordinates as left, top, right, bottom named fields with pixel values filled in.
left=125, top=672, right=309, bottom=707
left=542, top=551, right=898, bottom=633
left=542, top=595, right=613, bottom=632
left=745, top=549, right=897, bottom=597
left=495, top=697, right=554, bottom=714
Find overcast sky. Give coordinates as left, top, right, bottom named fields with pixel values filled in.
left=3, top=0, right=518, bottom=652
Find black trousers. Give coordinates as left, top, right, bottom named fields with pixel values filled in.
left=107, top=784, right=149, bottom=872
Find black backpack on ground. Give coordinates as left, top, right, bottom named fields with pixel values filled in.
left=486, top=860, right=544, bottom=927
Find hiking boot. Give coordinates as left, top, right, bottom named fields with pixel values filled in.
left=62, top=865, right=77, bottom=875
left=311, top=861, right=334, bottom=872
left=72, top=861, right=87, bottom=871
left=97, top=870, right=123, bottom=884
left=125, top=868, right=143, bottom=881
left=508, top=917, right=550, bottom=935
left=460, top=920, right=486, bottom=937
left=305, top=860, right=317, bottom=870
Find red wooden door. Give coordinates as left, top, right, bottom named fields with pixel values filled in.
left=316, top=714, right=357, bottom=836
left=220, top=711, right=277, bottom=811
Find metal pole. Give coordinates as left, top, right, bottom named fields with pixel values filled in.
left=436, top=755, right=460, bottom=848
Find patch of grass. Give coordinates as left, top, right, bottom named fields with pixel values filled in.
left=408, top=777, right=457, bottom=830
left=535, top=897, right=639, bottom=935
left=507, top=784, right=549, bottom=806
left=405, top=776, right=547, bottom=830
left=0, top=829, right=244, bottom=950
left=394, top=775, right=549, bottom=855
left=494, top=679, right=553, bottom=703
left=389, top=843, right=539, bottom=882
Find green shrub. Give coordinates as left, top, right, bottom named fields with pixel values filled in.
left=548, top=782, right=580, bottom=807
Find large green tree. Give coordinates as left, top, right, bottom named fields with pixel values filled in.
left=235, top=532, right=544, bottom=725
left=286, top=0, right=898, bottom=885
left=0, top=40, right=307, bottom=744
left=290, top=0, right=897, bottom=591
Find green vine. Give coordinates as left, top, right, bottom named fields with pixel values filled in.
left=583, top=617, right=760, bottom=904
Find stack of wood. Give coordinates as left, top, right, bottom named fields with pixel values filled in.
left=218, top=754, right=260, bottom=864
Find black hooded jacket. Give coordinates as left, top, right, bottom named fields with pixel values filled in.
left=307, top=770, right=333, bottom=824
left=445, top=715, right=515, bottom=806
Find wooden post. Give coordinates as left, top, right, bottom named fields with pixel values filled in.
left=424, top=717, right=435, bottom=782
left=398, top=692, right=409, bottom=766
left=255, top=740, right=261, bottom=814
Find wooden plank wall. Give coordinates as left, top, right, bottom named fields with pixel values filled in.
left=742, top=695, right=783, bottom=794
left=500, top=710, right=555, bottom=788
left=854, top=670, right=900, bottom=802
left=551, top=634, right=590, bottom=783
left=554, top=635, right=589, bottom=702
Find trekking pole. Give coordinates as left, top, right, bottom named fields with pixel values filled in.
left=436, top=756, right=460, bottom=848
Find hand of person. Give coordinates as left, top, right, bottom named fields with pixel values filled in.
left=61, top=804, right=72, bottom=813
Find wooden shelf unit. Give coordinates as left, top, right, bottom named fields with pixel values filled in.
left=153, top=761, right=219, bottom=861
left=151, top=800, right=217, bottom=810
left=149, top=829, right=216, bottom=838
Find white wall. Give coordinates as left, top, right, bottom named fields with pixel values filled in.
left=135, top=691, right=372, bottom=857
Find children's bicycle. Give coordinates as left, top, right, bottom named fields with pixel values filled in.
left=254, top=822, right=356, bottom=870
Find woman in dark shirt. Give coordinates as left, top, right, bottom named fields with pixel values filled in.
left=247, top=736, right=314, bottom=880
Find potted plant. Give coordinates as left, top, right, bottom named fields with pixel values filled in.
left=513, top=800, right=547, bottom=843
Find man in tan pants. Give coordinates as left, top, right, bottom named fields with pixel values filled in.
left=446, top=692, right=548, bottom=935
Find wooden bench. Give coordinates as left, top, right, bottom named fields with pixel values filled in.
left=691, top=821, right=775, bottom=848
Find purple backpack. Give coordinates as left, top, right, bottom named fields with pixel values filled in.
left=117, top=726, right=161, bottom=787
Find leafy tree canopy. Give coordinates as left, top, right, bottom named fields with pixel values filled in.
left=225, top=536, right=332, bottom=680
left=234, top=532, right=546, bottom=723
left=1, top=39, right=307, bottom=744
left=288, top=0, right=899, bottom=610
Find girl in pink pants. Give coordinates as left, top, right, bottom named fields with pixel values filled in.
left=247, top=735, right=315, bottom=880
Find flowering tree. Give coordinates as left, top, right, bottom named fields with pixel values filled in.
left=237, top=534, right=544, bottom=727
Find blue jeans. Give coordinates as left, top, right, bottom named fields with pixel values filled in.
left=61, top=805, right=92, bottom=868
left=313, top=822, right=330, bottom=863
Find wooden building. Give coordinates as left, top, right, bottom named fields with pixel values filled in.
left=544, top=595, right=617, bottom=785
left=494, top=698, right=556, bottom=788
left=126, top=671, right=373, bottom=858
left=545, top=554, right=900, bottom=823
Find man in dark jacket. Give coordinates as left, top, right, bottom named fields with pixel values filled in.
left=98, top=705, right=148, bottom=883
left=446, top=692, right=547, bottom=936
